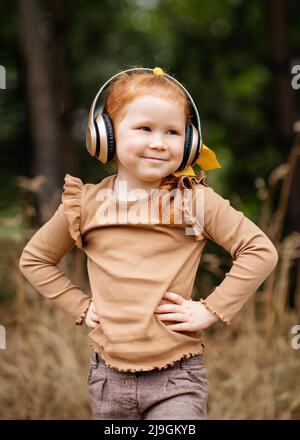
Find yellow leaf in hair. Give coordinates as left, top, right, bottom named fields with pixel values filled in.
left=196, top=144, right=221, bottom=171
left=172, top=165, right=196, bottom=177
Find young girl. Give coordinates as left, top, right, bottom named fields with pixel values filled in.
left=19, top=66, right=278, bottom=420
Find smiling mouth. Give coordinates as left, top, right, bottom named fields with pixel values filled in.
left=142, top=157, right=167, bottom=162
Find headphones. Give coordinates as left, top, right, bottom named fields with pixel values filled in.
left=86, top=67, right=203, bottom=172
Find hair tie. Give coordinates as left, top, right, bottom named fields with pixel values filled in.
left=153, top=67, right=164, bottom=76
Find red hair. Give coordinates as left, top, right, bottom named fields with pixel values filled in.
left=105, top=67, right=192, bottom=129
left=104, top=67, right=192, bottom=222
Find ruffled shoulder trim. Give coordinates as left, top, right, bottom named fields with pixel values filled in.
left=61, top=174, right=84, bottom=249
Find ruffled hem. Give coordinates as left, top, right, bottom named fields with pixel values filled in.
left=75, top=297, right=93, bottom=325
left=88, top=344, right=205, bottom=373
left=200, top=298, right=230, bottom=325
left=62, top=174, right=84, bottom=249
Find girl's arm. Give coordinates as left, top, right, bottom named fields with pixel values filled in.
left=196, top=184, right=278, bottom=325
left=19, top=202, right=92, bottom=325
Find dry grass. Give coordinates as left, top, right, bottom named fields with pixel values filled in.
left=1, top=137, right=300, bottom=419
left=0, top=274, right=92, bottom=419
left=0, top=246, right=299, bottom=419
left=205, top=299, right=300, bottom=419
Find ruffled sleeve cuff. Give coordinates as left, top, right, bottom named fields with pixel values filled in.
left=200, top=298, right=230, bottom=325
left=61, top=174, right=84, bottom=249
left=75, top=296, right=93, bottom=325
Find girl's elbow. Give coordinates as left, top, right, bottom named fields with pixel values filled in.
left=19, top=249, right=28, bottom=275
left=266, top=242, right=279, bottom=272
left=19, top=248, right=33, bottom=277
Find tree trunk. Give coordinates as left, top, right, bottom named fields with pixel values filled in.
left=19, top=0, right=63, bottom=222
left=49, top=0, right=79, bottom=178
left=262, top=0, right=300, bottom=236
left=262, top=0, right=297, bottom=156
left=262, top=0, right=300, bottom=311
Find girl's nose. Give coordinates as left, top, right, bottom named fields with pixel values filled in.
left=149, top=144, right=166, bottom=151
left=148, top=135, right=166, bottom=149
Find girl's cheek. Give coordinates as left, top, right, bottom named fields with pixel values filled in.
left=172, top=147, right=184, bottom=162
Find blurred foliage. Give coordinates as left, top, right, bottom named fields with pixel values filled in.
left=0, top=1, right=299, bottom=419
left=0, top=0, right=299, bottom=220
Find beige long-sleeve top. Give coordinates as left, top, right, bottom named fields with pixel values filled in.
left=19, top=171, right=278, bottom=372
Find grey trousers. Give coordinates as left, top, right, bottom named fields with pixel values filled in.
left=86, top=351, right=209, bottom=420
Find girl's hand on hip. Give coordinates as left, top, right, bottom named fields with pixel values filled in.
left=85, top=300, right=100, bottom=329
left=154, top=291, right=218, bottom=331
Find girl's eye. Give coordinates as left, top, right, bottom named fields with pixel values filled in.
left=138, top=127, right=179, bottom=135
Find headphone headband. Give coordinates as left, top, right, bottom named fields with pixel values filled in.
left=88, top=67, right=202, bottom=150
left=86, top=67, right=204, bottom=170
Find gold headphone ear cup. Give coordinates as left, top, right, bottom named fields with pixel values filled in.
left=176, top=124, right=193, bottom=172
left=102, top=113, right=116, bottom=162
left=189, top=123, right=200, bottom=166
left=91, top=112, right=116, bottom=164
left=86, top=120, right=96, bottom=157
left=174, top=123, right=200, bottom=172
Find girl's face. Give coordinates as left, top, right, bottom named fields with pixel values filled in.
left=114, top=94, right=186, bottom=187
